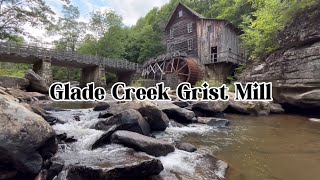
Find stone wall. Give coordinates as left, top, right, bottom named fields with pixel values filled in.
left=205, top=63, right=235, bottom=83
left=238, top=5, right=320, bottom=109
left=80, top=65, right=106, bottom=87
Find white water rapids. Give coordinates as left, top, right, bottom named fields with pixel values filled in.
left=49, top=108, right=227, bottom=179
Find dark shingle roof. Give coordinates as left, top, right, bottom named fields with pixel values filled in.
left=165, top=2, right=242, bottom=34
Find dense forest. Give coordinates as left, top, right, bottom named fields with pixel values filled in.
left=0, top=0, right=318, bottom=81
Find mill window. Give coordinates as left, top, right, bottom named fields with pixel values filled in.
left=179, top=10, right=183, bottom=17
left=187, top=23, right=193, bottom=33
left=188, top=39, right=193, bottom=50
left=211, top=46, right=218, bottom=62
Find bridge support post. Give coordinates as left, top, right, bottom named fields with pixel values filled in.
left=33, top=58, right=53, bottom=85
left=80, top=65, right=106, bottom=88
left=116, top=71, right=137, bottom=85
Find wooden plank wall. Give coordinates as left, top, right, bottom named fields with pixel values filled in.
left=166, top=7, right=198, bottom=57
left=196, top=19, right=244, bottom=64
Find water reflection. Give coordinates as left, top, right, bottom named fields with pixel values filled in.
left=183, top=114, right=320, bottom=180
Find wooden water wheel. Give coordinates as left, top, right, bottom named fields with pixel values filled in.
left=164, top=57, right=200, bottom=85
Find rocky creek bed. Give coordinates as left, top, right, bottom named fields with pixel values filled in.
left=1, top=86, right=319, bottom=180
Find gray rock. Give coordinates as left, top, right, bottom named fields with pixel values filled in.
left=192, top=101, right=230, bottom=113
left=93, top=102, right=110, bottom=111
left=270, top=103, right=285, bottom=113
left=66, top=148, right=164, bottom=180
left=94, top=109, right=151, bottom=135
left=138, top=106, right=169, bottom=131
left=176, top=142, right=197, bottom=152
left=30, top=104, right=64, bottom=125
left=228, top=93, right=271, bottom=116
left=103, top=101, right=169, bottom=131
left=207, top=118, right=230, bottom=127
left=278, top=5, right=320, bottom=48
left=169, top=120, right=185, bottom=128
left=172, top=101, right=189, bottom=108
left=91, top=125, right=118, bottom=149
left=0, top=93, right=57, bottom=175
left=25, top=69, right=49, bottom=94
left=197, top=117, right=212, bottom=124
left=0, top=76, right=29, bottom=90
left=46, top=157, right=64, bottom=180
left=111, top=130, right=175, bottom=157
left=197, top=117, right=230, bottom=127
left=158, top=102, right=195, bottom=124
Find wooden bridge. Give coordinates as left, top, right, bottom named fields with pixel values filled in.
left=0, top=41, right=141, bottom=86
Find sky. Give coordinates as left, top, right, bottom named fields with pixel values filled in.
left=46, top=0, right=170, bottom=26
left=25, top=0, right=169, bottom=44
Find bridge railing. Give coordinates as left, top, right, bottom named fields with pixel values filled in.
left=0, top=41, right=140, bottom=71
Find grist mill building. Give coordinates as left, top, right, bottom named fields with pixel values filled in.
left=142, top=2, right=245, bottom=87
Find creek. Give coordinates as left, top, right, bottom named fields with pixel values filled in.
left=49, top=102, right=320, bottom=180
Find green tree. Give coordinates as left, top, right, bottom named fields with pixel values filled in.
left=89, top=10, right=123, bottom=39
left=98, top=26, right=129, bottom=58
left=241, top=0, right=318, bottom=59
left=0, top=0, right=59, bottom=40
left=48, top=5, right=86, bottom=52
left=78, top=34, right=98, bottom=55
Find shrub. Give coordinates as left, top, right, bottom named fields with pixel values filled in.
left=131, top=79, right=143, bottom=88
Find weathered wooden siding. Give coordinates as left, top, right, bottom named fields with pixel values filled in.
left=166, top=6, right=198, bottom=57
left=196, top=19, right=244, bottom=64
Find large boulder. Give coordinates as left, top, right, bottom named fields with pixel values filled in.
left=25, top=70, right=49, bottom=94
left=0, top=93, right=57, bottom=177
left=91, top=125, right=118, bottom=149
left=64, top=148, right=164, bottom=180
left=94, top=109, right=151, bottom=136
left=157, top=102, right=196, bottom=124
left=30, top=104, right=64, bottom=125
left=0, top=76, right=29, bottom=90
left=111, top=131, right=175, bottom=157
left=101, top=101, right=169, bottom=131
left=227, top=93, right=271, bottom=116
left=4, top=88, right=33, bottom=101
left=280, top=89, right=320, bottom=109
left=138, top=106, right=169, bottom=131
left=229, top=100, right=271, bottom=116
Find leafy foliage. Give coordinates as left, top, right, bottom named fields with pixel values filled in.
left=0, top=0, right=57, bottom=40
left=48, top=5, right=86, bottom=52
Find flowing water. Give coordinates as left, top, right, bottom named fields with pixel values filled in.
left=181, top=114, right=320, bottom=180
left=50, top=107, right=227, bottom=179
left=49, top=103, right=320, bottom=180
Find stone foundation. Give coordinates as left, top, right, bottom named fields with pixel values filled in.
left=205, top=63, right=235, bottom=83
left=33, top=58, right=53, bottom=85
left=80, top=65, right=106, bottom=87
